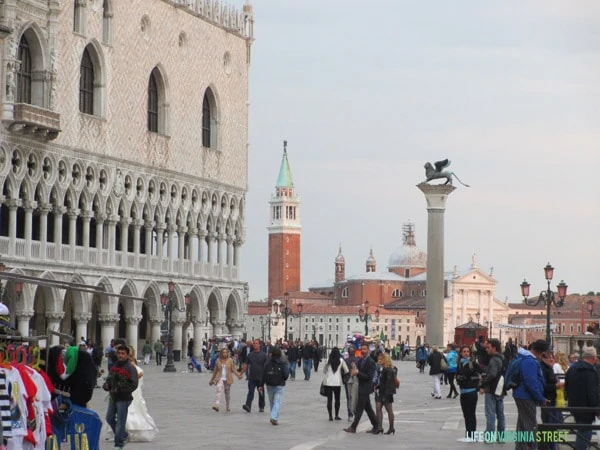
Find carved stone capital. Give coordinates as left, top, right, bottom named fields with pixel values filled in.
left=149, top=315, right=165, bottom=325
left=198, top=229, right=208, bottom=239
left=155, top=222, right=166, bottom=232
left=38, top=203, right=53, bottom=215
left=53, top=206, right=67, bottom=215
left=226, top=236, right=234, bottom=245
left=171, top=316, right=187, bottom=326
left=80, top=210, right=94, bottom=221
left=7, top=198, right=21, bottom=209
left=218, top=233, right=227, bottom=242
left=178, top=226, right=188, bottom=234
left=187, top=227, right=198, bottom=237
left=23, top=200, right=37, bottom=211
left=14, top=311, right=33, bottom=320
left=132, top=219, right=144, bottom=229
left=144, top=220, right=155, bottom=231
left=98, top=313, right=120, bottom=323
left=45, top=312, right=64, bottom=321
left=73, top=312, right=92, bottom=323
left=67, top=208, right=81, bottom=219
left=235, top=238, right=244, bottom=246
left=167, top=223, right=177, bottom=233
left=207, top=231, right=217, bottom=241
left=125, top=315, right=142, bottom=325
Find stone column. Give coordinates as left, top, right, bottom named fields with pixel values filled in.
left=39, top=204, right=51, bottom=260
left=53, top=206, right=66, bottom=257
left=217, top=233, right=226, bottom=264
left=67, top=208, right=80, bottom=256
left=15, top=311, right=33, bottom=337
left=98, top=313, right=119, bottom=348
left=156, top=223, right=165, bottom=258
left=461, top=290, right=467, bottom=324
left=120, top=218, right=130, bottom=257
left=167, top=223, right=176, bottom=272
left=193, top=320, right=204, bottom=356
left=188, top=228, right=197, bottom=276
left=125, top=316, right=142, bottom=354
left=46, top=312, right=65, bottom=346
left=198, top=230, right=207, bottom=264
left=144, top=220, right=154, bottom=266
left=81, top=210, right=93, bottom=263
left=207, top=232, right=216, bottom=264
left=73, top=312, right=92, bottom=342
left=451, top=287, right=457, bottom=335
left=230, top=322, right=245, bottom=340
left=150, top=316, right=164, bottom=344
left=478, top=290, right=483, bottom=323
left=132, top=219, right=143, bottom=269
left=106, top=215, right=118, bottom=266
left=234, top=237, right=243, bottom=267
left=178, top=226, right=187, bottom=273
left=488, top=290, right=493, bottom=338
left=23, top=200, right=36, bottom=259
left=95, top=214, right=105, bottom=250
left=417, top=183, right=456, bottom=347
left=172, top=317, right=185, bottom=360
left=226, top=236, right=234, bottom=267
left=7, top=199, right=20, bottom=255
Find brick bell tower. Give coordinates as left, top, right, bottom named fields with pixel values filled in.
left=268, top=140, right=301, bottom=305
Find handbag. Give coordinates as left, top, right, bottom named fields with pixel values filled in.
left=440, top=356, right=448, bottom=372
left=556, top=387, right=565, bottom=408
left=319, top=381, right=327, bottom=397
left=494, top=375, right=505, bottom=397
left=394, top=375, right=400, bottom=388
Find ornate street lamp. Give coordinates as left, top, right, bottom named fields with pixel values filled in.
left=282, top=291, right=303, bottom=342
left=160, top=281, right=189, bottom=373
left=358, top=300, right=379, bottom=337
left=520, top=262, right=568, bottom=345
left=586, top=298, right=600, bottom=319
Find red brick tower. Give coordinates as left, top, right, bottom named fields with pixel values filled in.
left=335, top=245, right=345, bottom=283
left=268, top=141, right=301, bottom=304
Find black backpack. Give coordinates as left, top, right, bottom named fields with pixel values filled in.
left=263, top=360, right=283, bottom=386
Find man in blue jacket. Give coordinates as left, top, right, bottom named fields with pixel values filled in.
left=512, top=340, right=549, bottom=450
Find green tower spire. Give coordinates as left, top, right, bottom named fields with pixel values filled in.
left=276, top=140, right=294, bottom=188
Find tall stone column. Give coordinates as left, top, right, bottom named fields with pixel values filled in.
left=188, top=228, right=197, bottom=275
left=81, top=210, right=92, bottom=263
left=98, top=313, right=119, bottom=348
left=95, top=214, right=105, bottom=251
left=15, top=311, right=33, bottom=337
left=197, top=230, right=207, bottom=265
left=106, top=215, right=118, bottom=266
left=53, top=206, right=67, bottom=256
left=234, top=237, right=243, bottom=267
left=156, top=223, right=165, bottom=258
left=230, top=322, right=245, bottom=340
left=226, top=236, right=234, bottom=267
left=193, top=320, right=204, bottom=355
left=172, top=317, right=185, bottom=360
left=207, top=232, right=216, bottom=264
left=7, top=199, right=20, bottom=255
left=120, top=218, right=130, bottom=258
left=67, top=208, right=80, bottom=256
left=150, top=316, right=164, bottom=345
left=46, top=312, right=65, bottom=346
left=178, top=226, right=187, bottom=273
left=39, top=204, right=51, bottom=260
left=73, top=312, right=92, bottom=341
left=167, top=223, right=176, bottom=272
left=23, top=201, right=36, bottom=258
left=417, top=183, right=456, bottom=347
left=125, top=316, right=142, bottom=355
left=144, top=221, right=154, bottom=267
left=132, top=219, right=143, bottom=269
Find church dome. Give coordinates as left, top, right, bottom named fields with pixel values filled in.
left=388, top=245, right=427, bottom=269
left=366, top=248, right=376, bottom=265
left=388, top=222, right=427, bottom=269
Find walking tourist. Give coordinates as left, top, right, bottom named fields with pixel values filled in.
left=259, top=347, right=289, bottom=425
left=479, top=339, right=505, bottom=440
left=241, top=339, right=267, bottom=413
left=343, top=343, right=378, bottom=434
left=322, top=347, right=348, bottom=421
left=209, top=348, right=241, bottom=412
left=374, top=352, right=396, bottom=435
left=456, top=345, right=481, bottom=443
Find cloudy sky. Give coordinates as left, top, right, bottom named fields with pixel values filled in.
left=243, top=1, right=600, bottom=303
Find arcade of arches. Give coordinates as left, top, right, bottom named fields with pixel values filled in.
left=3, top=269, right=246, bottom=358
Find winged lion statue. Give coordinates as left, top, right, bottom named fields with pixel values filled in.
left=423, top=159, right=470, bottom=187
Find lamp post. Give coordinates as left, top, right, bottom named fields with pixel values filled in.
left=259, top=315, right=271, bottom=341
left=520, top=263, right=568, bottom=346
left=586, top=299, right=600, bottom=319
left=358, top=300, right=379, bottom=337
left=160, top=282, right=190, bottom=373
left=282, top=292, right=303, bottom=342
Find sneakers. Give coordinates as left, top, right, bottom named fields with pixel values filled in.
left=259, top=408, right=264, bottom=412
left=212, top=405, right=219, bottom=412
left=242, top=404, right=251, bottom=413
left=270, top=418, right=278, bottom=425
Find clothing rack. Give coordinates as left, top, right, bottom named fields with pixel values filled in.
left=46, top=329, right=74, bottom=344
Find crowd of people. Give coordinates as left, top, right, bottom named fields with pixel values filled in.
left=413, top=336, right=600, bottom=449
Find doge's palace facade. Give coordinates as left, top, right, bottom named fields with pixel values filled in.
left=0, top=0, right=253, bottom=357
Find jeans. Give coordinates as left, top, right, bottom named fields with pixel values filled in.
left=541, top=408, right=562, bottom=450
left=324, top=385, right=341, bottom=418
left=288, top=361, right=297, bottom=379
left=155, top=351, right=162, bottom=365
left=106, top=400, right=131, bottom=447
left=484, top=393, right=505, bottom=433
left=266, top=385, right=284, bottom=421
left=302, top=359, right=313, bottom=380
left=245, top=379, right=265, bottom=410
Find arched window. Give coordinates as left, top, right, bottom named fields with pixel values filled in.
left=202, top=94, right=210, bottom=147
left=79, top=48, right=94, bottom=114
left=147, top=72, right=158, bottom=132
left=16, top=36, right=32, bottom=104
left=341, top=287, right=348, bottom=298
left=392, top=289, right=400, bottom=298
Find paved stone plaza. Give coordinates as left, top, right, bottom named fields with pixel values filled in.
left=89, top=359, right=575, bottom=450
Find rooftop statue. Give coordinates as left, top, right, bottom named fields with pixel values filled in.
left=423, top=159, right=470, bottom=187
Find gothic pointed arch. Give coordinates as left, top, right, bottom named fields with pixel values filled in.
left=147, top=66, right=169, bottom=135
left=201, top=86, right=219, bottom=148
left=15, top=24, right=47, bottom=107
left=79, top=41, right=106, bottom=117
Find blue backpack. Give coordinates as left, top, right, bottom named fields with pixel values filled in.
left=503, top=354, right=523, bottom=392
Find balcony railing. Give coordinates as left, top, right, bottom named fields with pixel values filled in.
left=0, top=236, right=239, bottom=280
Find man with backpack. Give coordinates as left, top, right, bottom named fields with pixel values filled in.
left=479, top=339, right=506, bottom=440
left=511, top=340, right=549, bottom=450
left=259, top=347, right=289, bottom=425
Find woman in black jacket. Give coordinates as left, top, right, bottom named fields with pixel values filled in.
left=456, top=345, right=482, bottom=442
left=374, top=352, right=396, bottom=435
